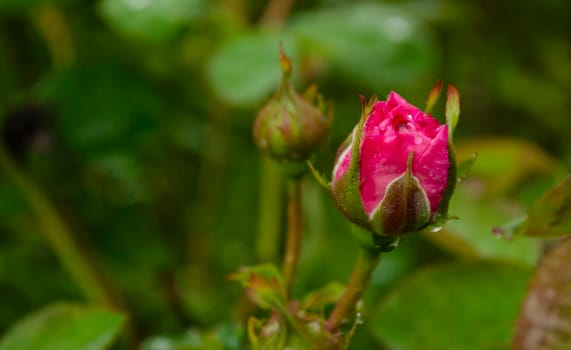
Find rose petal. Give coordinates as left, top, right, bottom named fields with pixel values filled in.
left=386, top=91, right=411, bottom=110
left=359, top=94, right=448, bottom=215
left=413, top=125, right=449, bottom=211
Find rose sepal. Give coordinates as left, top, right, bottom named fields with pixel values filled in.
left=445, top=84, right=460, bottom=140
left=423, top=143, right=459, bottom=232
left=350, top=225, right=400, bottom=253
left=331, top=96, right=377, bottom=230
left=369, top=153, right=431, bottom=235
left=423, top=85, right=461, bottom=232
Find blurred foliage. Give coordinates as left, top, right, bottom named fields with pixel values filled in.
left=0, top=0, right=570, bottom=349
left=371, top=262, right=531, bottom=350
left=0, top=303, right=125, bottom=350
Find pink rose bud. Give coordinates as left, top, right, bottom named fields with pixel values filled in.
left=253, top=46, right=332, bottom=167
left=332, top=91, right=456, bottom=236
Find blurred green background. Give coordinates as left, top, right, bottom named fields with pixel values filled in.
left=0, top=0, right=570, bottom=349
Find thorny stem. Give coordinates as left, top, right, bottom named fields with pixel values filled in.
left=259, top=0, right=295, bottom=28
left=0, top=146, right=120, bottom=309
left=282, top=178, right=303, bottom=297
left=326, top=246, right=381, bottom=335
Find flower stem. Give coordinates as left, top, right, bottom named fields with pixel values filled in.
left=255, top=158, right=283, bottom=262
left=282, top=177, right=303, bottom=297
left=327, top=246, right=381, bottom=333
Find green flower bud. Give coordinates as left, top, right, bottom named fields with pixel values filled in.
left=253, top=46, right=332, bottom=168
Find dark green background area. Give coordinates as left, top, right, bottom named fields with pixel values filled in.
left=0, top=0, right=569, bottom=349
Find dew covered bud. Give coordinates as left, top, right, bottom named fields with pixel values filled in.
left=253, top=46, right=332, bottom=167
left=331, top=90, right=458, bottom=236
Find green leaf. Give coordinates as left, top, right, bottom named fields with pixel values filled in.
left=453, top=138, right=566, bottom=197
left=37, top=62, right=162, bottom=154
left=289, top=3, right=436, bottom=90
left=521, top=176, right=571, bottom=237
left=513, top=237, right=571, bottom=349
left=0, top=303, right=125, bottom=350
left=495, top=175, right=570, bottom=241
left=370, top=262, right=531, bottom=350
left=457, top=152, right=477, bottom=182
left=229, top=264, right=287, bottom=310
left=248, top=317, right=288, bottom=350
left=141, top=324, right=244, bottom=350
left=425, top=179, right=540, bottom=266
left=207, top=33, right=298, bottom=106
left=0, top=0, right=58, bottom=12
left=423, top=138, right=566, bottom=266
left=98, top=0, right=205, bottom=43
left=492, top=215, right=528, bottom=241
left=300, top=282, right=345, bottom=312
left=307, top=160, right=330, bottom=190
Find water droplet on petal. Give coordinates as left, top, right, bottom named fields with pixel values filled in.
left=414, top=135, right=423, bottom=144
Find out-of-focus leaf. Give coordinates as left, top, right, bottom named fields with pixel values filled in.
left=0, top=303, right=125, bottom=350
left=207, top=33, right=297, bottom=106
left=0, top=0, right=56, bottom=12
left=493, top=177, right=571, bottom=240
left=370, top=262, right=531, bottom=350
left=141, top=324, right=245, bottom=350
left=425, top=179, right=540, bottom=266
left=497, top=64, right=569, bottom=134
left=289, top=3, right=436, bottom=90
left=85, top=151, right=149, bottom=206
left=365, top=234, right=450, bottom=306
left=521, top=176, right=571, bottom=237
left=457, top=152, right=477, bottom=182
left=300, top=281, right=344, bottom=312
left=248, top=316, right=287, bottom=350
left=513, top=237, right=571, bottom=349
left=229, top=263, right=286, bottom=310
left=454, top=138, right=566, bottom=197
left=492, top=215, right=528, bottom=241
left=214, top=323, right=246, bottom=350
left=98, top=0, right=205, bottom=43
left=0, top=242, right=81, bottom=331
left=37, top=62, right=161, bottom=154
left=423, top=138, right=566, bottom=265
left=142, top=335, right=201, bottom=350
left=0, top=183, right=28, bottom=217
left=175, top=264, right=233, bottom=325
